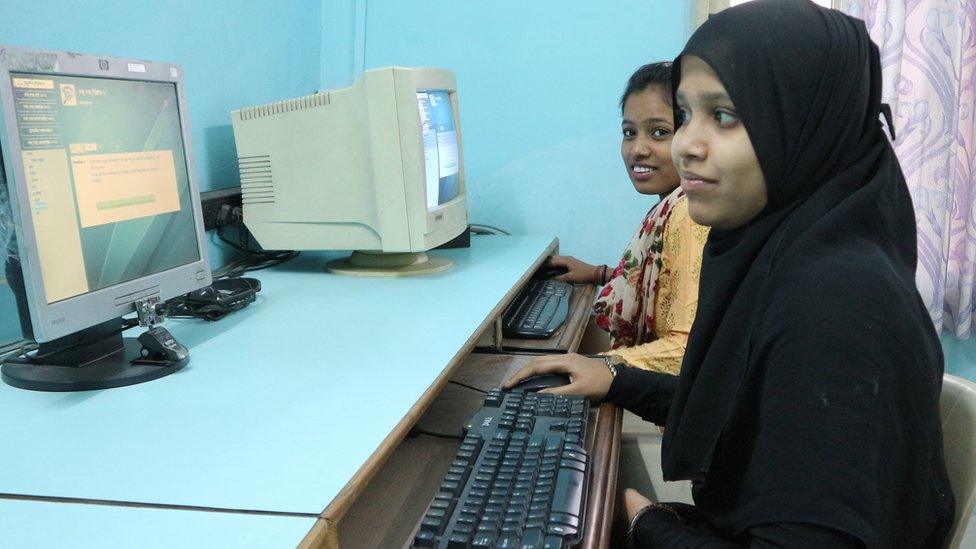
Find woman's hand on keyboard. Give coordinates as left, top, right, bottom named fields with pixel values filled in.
left=547, top=255, right=598, bottom=284
left=503, top=353, right=614, bottom=400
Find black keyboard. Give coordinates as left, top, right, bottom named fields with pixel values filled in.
left=501, top=280, right=573, bottom=339
left=412, top=388, right=589, bottom=549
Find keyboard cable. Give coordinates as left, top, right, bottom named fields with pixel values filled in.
left=449, top=380, right=488, bottom=394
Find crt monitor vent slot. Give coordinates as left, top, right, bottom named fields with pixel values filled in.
left=239, top=155, right=274, bottom=205
left=237, top=92, right=330, bottom=121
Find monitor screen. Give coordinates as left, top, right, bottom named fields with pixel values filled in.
left=417, top=90, right=459, bottom=209
left=10, top=73, right=200, bottom=304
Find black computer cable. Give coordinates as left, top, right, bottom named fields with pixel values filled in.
left=407, top=426, right=464, bottom=441
left=216, top=227, right=298, bottom=271
left=157, top=277, right=261, bottom=321
left=448, top=380, right=488, bottom=394
left=469, top=224, right=510, bottom=235
left=214, top=204, right=299, bottom=277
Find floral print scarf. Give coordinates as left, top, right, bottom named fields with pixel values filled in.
left=593, top=186, right=685, bottom=349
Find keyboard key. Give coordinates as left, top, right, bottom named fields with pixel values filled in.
left=426, top=507, right=448, bottom=520
left=441, top=480, right=461, bottom=495
left=559, top=459, right=586, bottom=474
left=547, top=523, right=578, bottom=537
left=413, top=529, right=437, bottom=547
left=420, top=515, right=444, bottom=535
left=495, top=533, right=519, bottom=548
left=445, top=472, right=463, bottom=483
left=548, top=513, right=579, bottom=528
left=431, top=497, right=452, bottom=510
left=520, top=528, right=544, bottom=549
left=542, top=536, right=565, bottom=549
left=448, top=532, right=472, bottom=548
left=552, top=469, right=585, bottom=517
left=562, top=449, right=586, bottom=463
left=503, top=520, right=522, bottom=532
left=472, top=533, right=495, bottom=548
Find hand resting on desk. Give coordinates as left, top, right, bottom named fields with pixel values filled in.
left=503, top=353, right=614, bottom=400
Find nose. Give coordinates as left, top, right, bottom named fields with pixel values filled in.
left=673, top=120, right=706, bottom=164
left=632, top=136, right=652, bottom=158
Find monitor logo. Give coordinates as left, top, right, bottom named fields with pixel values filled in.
left=98, top=59, right=109, bottom=70
left=59, top=84, right=77, bottom=106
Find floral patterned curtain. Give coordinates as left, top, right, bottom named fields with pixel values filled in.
left=841, top=0, right=976, bottom=337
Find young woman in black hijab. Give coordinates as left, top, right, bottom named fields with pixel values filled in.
left=505, top=0, right=955, bottom=546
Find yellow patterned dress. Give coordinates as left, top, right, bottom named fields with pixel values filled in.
left=593, top=190, right=708, bottom=375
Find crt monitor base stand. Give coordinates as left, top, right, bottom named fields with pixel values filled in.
left=326, top=250, right=451, bottom=277
left=1, top=318, right=188, bottom=392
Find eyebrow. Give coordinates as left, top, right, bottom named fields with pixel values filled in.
left=675, top=90, right=733, bottom=104
left=622, top=117, right=673, bottom=126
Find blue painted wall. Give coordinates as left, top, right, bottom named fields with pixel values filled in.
left=362, top=0, right=689, bottom=268
left=2, top=0, right=975, bottom=387
left=0, top=0, right=322, bottom=344
left=941, top=333, right=976, bottom=382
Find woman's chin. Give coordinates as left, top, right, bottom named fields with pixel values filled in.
left=633, top=179, right=679, bottom=196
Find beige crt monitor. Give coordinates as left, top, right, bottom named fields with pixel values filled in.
left=230, top=67, right=468, bottom=276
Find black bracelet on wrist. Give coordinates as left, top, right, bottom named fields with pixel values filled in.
left=627, top=503, right=682, bottom=548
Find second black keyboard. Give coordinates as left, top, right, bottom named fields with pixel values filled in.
left=501, top=279, right=573, bottom=339
left=412, top=388, right=589, bottom=549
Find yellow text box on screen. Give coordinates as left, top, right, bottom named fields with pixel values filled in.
left=70, top=150, right=181, bottom=228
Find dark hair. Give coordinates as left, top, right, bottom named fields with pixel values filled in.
left=619, top=61, right=673, bottom=114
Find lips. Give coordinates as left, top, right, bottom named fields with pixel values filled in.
left=679, top=170, right=717, bottom=192
left=631, top=164, right=658, bottom=182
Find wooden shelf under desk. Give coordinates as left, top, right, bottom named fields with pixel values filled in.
left=336, top=352, right=621, bottom=549
left=475, top=283, right=597, bottom=354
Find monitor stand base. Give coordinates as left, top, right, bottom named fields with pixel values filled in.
left=1, top=318, right=187, bottom=392
left=326, top=251, right=452, bottom=277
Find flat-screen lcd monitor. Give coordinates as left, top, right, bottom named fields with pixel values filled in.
left=0, top=46, right=211, bottom=390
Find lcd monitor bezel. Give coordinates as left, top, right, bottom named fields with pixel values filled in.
left=0, top=45, right=211, bottom=342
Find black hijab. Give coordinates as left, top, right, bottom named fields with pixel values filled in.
left=661, top=1, right=953, bottom=545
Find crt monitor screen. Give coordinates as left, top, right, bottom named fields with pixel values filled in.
left=10, top=72, right=200, bottom=304
left=417, top=90, right=459, bottom=210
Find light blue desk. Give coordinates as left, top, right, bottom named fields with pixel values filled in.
left=0, top=234, right=556, bottom=546
left=0, top=499, right=317, bottom=548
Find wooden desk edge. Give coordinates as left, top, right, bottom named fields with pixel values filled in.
left=583, top=402, right=624, bottom=549
left=314, top=238, right=559, bottom=533
left=565, top=285, right=596, bottom=353
left=299, top=518, right=338, bottom=549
